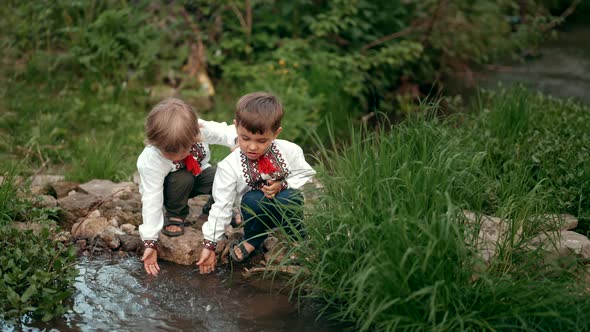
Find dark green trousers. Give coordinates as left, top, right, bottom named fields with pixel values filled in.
left=163, top=166, right=216, bottom=220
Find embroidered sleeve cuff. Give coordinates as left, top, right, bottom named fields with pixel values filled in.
left=281, top=180, right=288, bottom=191
left=202, top=239, right=217, bottom=251
left=143, top=240, right=158, bottom=250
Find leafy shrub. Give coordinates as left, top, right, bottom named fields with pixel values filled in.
left=0, top=175, right=78, bottom=322
left=1, top=1, right=160, bottom=82
left=221, top=56, right=325, bottom=144
left=68, top=7, right=160, bottom=81
left=0, top=226, right=77, bottom=322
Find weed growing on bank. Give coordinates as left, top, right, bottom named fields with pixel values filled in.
left=274, top=89, right=590, bottom=331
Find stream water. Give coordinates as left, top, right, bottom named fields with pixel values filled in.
left=4, top=256, right=340, bottom=332
left=456, top=24, right=590, bottom=105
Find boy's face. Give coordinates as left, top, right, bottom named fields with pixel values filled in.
left=235, top=123, right=282, bottom=160
left=161, top=147, right=191, bottom=162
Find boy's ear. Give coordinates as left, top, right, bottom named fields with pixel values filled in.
left=273, top=127, right=282, bottom=139
left=233, top=119, right=237, bottom=127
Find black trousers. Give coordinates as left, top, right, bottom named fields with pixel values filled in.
left=163, top=167, right=216, bottom=220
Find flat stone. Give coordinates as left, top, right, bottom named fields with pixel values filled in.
left=158, top=227, right=203, bottom=265
left=71, top=217, right=111, bottom=239
left=58, top=192, right=100, bottom=218
left=30, top=175, right=65, bottom=194
left=33, top=195, right=57, bottom=208
left=51, top=181, right=80, bottom=199
left=120, top=223, right=136, bottom=234
left=78, top=179, right=136, bottom=199
left=528, top=230, right=590, bottom=258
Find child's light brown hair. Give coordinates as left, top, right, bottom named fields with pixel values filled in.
left=145, top=98, right=200, bottom=153
left=235, top=92, right=283, bottom=134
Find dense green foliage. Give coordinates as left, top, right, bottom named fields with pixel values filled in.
left=0, top=0, right=567, bottom=181
left=276, top=89, right=590, bottom=330
left=0, top=174, right=78, bottom=322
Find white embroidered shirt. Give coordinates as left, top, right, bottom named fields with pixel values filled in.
left=202, top=139, right=316, bottom=242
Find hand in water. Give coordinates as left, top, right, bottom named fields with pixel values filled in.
left=197, top=248, right=216, bottom=274
left=142, top=248, right=160, bottom=276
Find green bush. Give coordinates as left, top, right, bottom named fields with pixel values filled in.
left=0, top=1, right=160, bottom=82
left=0, top=226, right=77, bottom=322
left=0, top=175, right=78, bottom=322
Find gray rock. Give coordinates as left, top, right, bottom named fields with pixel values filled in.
left=71, top=217, right=111, bottom=239
left=120, top=234, right=142, bottom=252
left=528, top=230, right=590, bottom=258
left=264, top=242, right=287, bottom=266
left=263, top=236, right=280, bottom=251
left=54, top=231, right=72, bottom=243
left=108, top=217, right=119, bottom=227
left=58, top=192, right=100, bottom=218
left=30, top=175, right=65, bottom=194
left=462, top=210, right=523, bottom=264
left=100, top=230, right=121, bottom=249
left=120, top=223, right=136, bottom=234
left=58, top=209, right=78, bottom=230
left=99, top=189, right=143, bottom=226
left=33, top=195, right=57, bottom=208
left=106, top=225, right=125, bottom=236
left=78, top=179, right=136, bottom=199
left=51, top=181, right=80, bottom=199
left=158, top=227, right=203, bottom=265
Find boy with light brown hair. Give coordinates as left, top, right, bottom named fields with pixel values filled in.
left=137, top=98, right=236, bottom=276
left=197, top=92, right=316, bottom=274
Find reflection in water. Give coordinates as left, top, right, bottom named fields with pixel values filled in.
left=9, top=256, right=340, bottom=332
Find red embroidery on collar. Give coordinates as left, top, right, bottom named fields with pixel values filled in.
left=241, top=142, right=289, bottom=189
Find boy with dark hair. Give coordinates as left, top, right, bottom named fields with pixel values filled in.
left=197, top=92, right=315, bottom=274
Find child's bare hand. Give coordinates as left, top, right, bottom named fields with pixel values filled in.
left=262, top=180, right=282, bottom=199
left=142, top=248, right=160, bottom=276
left=197, top=248, right=216, bottom=274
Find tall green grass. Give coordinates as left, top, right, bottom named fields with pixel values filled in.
left=0, top=72, right=147, bottom=181
left=277, top=89, right=590, bottom=331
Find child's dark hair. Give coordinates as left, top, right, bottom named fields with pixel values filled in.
left=145, top=98, right=200, bottom=153
left=235, top=92, right=283, bottom=134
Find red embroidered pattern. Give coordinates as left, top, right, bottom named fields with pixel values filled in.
left=241, top=142, right=289, bottom=189
left=173, top=143, right=207, bottom=171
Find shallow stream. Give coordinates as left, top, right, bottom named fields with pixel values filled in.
left=5, top=256, right=339, bottom=331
